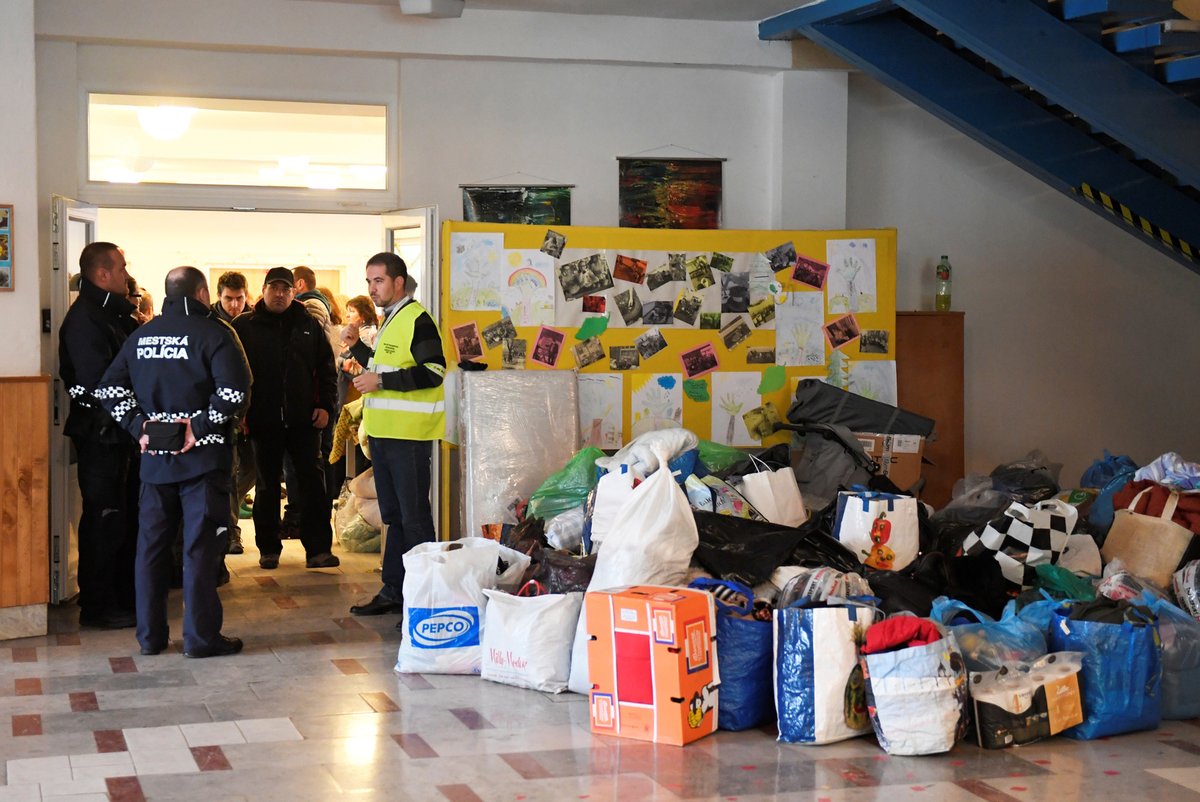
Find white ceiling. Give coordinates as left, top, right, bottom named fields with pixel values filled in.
left=294, top=0, right=804, bottom=22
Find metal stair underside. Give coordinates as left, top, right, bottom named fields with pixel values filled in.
left=761, top=0, right=1200, bottom=272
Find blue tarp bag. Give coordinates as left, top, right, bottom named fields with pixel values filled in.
left=929, top=597, right=1047, bottom=672
left=1140, top=593, right=1200, bottom=720
left=774, top=599, right=878, bottom=744
left=1087, top=467, right=1137, bottom=537
left=1048, top=605, right=1162, bottom=739
left=1080, top=450, right=1138, bottom=489
left=688, top=578, right=774, bottom=731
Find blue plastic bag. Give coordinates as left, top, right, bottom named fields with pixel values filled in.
left=1080, top=450, right=1138, bottom=489
left=1015, top=590, right=1073, bottom=640
left=929, top=597, right=1047, bottom=672
left=1048, top=605, right=1162, bottom=739
left=1139, top=593, right=1200, bottom=721
left=774, top=600, right=878, bottom=745
left=1087, top=467, right=1137, bottom=537
left=688, top=578, right=773, bottom=731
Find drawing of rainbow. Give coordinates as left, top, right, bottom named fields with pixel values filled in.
left=508, top=267, right=547, bottom=287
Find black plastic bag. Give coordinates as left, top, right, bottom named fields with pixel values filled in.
left=990, top=453, right=1060, bottom=504
left=865, top=552, right=951, bottom=616
left=716, top=443, right=791, bottom=480
left=501, top=516, right=546, bottom=560
left=520, top=548, right=596, bottom=594
left=694, top=510, right=859, bottom=586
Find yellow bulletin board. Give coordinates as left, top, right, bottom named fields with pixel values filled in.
left=439, top=221, right=897, bottom=449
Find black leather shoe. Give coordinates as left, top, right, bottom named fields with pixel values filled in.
left=350, top=593, right=403, bottom=616
left=80, top=609, right=137, bottom=629
left=259, top=553, right=280, bottom=570
left=140, top=643, right=167, bottom=656
left=227, top=531, right=245, bottom=555
left=306, top=552, right=340, bottom=569
left=184, top=635, right=243, bottom=658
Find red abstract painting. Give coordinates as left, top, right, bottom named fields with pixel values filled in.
left=618, top=158, right=722, bottom=229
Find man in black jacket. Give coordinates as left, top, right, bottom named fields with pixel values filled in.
left=58, top=242, right=139, bottom=629
left=210, top=270, right=253, bottom=554
left=97, top=266, right=250, bottom=657
left=233, top=267, right=339, bottom=570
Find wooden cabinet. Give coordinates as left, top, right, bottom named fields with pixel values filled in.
left=896, top=313, right=964, bottom=509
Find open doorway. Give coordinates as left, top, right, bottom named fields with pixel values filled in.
left=48, top=203, right=439, bottom=603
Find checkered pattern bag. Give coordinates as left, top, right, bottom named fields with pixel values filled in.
left=961, top=499, right=1077, bottom=589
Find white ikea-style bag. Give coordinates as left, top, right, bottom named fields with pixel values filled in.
left=480, top=587, right=583, bottom=693
left=740, top=457, right=808, bottom=528
left=833, top=490, right=919, bottom=571
left=396, top=539, right=503, bottom=675
left=567, top=448, right=700, bottom=693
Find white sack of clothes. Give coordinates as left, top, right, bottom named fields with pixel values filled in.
left=349, top=468, right=377, bottom=499
left=568, top=448, right=700, bottom=694
left=357, top=497, right=383, bottom=530
left=480, top=589, right=583, bottom=693
left=834, top=490, right=920, bottom=571
left=396, top=539, right=501, bottom=675
left=741, top=467, right=808, bottom=528
left=861, top=631, right=970, bottom=756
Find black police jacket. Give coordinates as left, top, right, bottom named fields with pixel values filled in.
left=58, top=276, right=139, bottom=444
left=96, top=295, right=251, bottom=484
left=232, top=299, right=337, bottom=433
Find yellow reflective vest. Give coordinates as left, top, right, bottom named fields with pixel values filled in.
left=362, top=300, right=445, bottom=441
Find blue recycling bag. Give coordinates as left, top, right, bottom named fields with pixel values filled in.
left=688, top=578, right=773, bottom=731
left=929, top=597, right=1046, bottom=672
left=1139, top=593, right=1200, bottom=721
left=1048, top=605, right=1162, bottom=739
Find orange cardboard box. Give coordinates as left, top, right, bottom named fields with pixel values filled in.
left=854, top=432, right=926, bottom=493
left=585, top=585, right=719, bottom=746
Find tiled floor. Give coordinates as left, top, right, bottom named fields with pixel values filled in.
left=4, top=537, right=1200, bottom=801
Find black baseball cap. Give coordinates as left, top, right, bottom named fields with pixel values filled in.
left=263, top=266, right=294, bottom=288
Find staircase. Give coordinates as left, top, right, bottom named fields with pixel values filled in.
left=761, top=0, right=1200, bottom=273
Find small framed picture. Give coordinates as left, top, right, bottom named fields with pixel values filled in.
left=0, top=203, right=12, bottom=292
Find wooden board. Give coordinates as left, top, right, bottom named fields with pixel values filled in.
left=0, top=376, right=50, bottom=608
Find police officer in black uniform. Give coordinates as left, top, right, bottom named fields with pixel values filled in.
left=97, top=266, right=250, bottom=658
left=59, top=242, right=139, bottom=629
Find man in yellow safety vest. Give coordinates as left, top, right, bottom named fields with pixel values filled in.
left=343, top=252, right=446, bottom=620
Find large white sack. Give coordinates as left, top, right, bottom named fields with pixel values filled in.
left=567, top=448, right=699, bottom=693
left=350, top=468, right=377, bottom=500
left=594, top=428, right=698, bottom=476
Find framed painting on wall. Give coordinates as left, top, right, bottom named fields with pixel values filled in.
left=617, top=158, right=722, bottom=230
left=0, top=204, right=12, bottom=291
left=461, top=185, right=572, bottom=226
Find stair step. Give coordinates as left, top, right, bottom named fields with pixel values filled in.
left=1161, top=53, right=1200, bottom=84
left=1055, top=0, right=1175, bottom=24
left=1107, top=19, right=1200, bottom=54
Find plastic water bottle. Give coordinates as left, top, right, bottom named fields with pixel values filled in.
left=935, top=255, right=952, bottom=311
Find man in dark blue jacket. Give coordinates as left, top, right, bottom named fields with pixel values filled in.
left=58, top=242, right=139, bottom=629
left=233, top=267, right=339, bottom=570
left=98, top=266, right=250, bottom=658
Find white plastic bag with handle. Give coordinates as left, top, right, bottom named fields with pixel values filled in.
left=740, top=458, right=808, bottom=527
left=567, top=447, right=700, bottom=693
left=396, top=539, right=501, bottom=675
left=480, top=588, right=583, bottom=693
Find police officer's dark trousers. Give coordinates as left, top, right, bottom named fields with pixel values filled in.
left=73, top=438, right=138, bottom=619
left=136, top=470, right=229, bottom=653
left=251, top=426, right=332, bottom=559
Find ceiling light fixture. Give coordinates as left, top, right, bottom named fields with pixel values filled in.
left=398, top=0, right=465, bottom=19
left=136, top=105, right=197, bottom=141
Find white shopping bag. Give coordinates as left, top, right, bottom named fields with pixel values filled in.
left=567, top=447, right=700, bottom=694
left=396, top=539, right=501, bottom=675
left=480, top=589, right=583, bottom=693
left=741, top=466, right=808, bottom=528
left=833, top=491, right=919, bottom=571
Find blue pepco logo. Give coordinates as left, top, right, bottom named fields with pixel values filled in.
left=407, top=606, right=480, bottom=649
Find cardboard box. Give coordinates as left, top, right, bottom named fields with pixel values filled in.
left=854, top=432, right=926, bottom=493
left=585, top=586, right=719, bottom=746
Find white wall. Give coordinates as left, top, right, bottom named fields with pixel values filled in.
left=0, top=0, right=41, bottom=377
left=399, top=58, right=820, bottom=228
left=846, top=74, right=1200, bottom=483
left=96, top=209, right=382, bottom=305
